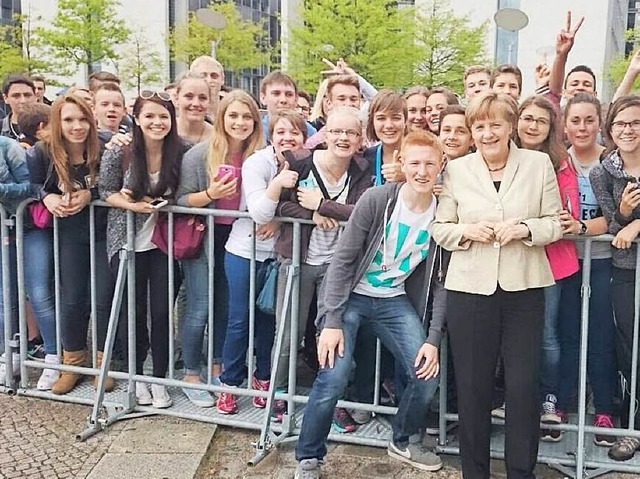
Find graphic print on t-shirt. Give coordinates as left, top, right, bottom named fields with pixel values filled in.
left=354, top=196, right=435, bottom=298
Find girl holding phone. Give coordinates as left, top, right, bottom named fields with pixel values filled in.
left=27, top=94, right=114, bottom=395
left=176, top=90, right=263, bottom=408
left=99, top=90, right=186, bottom=408
left=591, top=95, right=640, bottom=460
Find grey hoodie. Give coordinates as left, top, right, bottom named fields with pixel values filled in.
left=320, top=182, right=445, bottom=347
left=590, top=149, right=639, bottom=270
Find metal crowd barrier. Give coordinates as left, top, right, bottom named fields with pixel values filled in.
left=0, top=199, right=638, bottom=478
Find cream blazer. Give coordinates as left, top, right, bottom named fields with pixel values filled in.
left=431, top=144, right=563, bottom=295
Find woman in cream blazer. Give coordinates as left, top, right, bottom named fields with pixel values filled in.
left=431, top=92, right=562, bottom=479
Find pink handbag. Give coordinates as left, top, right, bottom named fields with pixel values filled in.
left=151, top=213, right=206, bottom=260
left=28, top=202, right=53, bottom=228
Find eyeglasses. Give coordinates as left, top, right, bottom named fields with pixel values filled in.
left=611, top=120, right=640, bottom=133
left=140, top=90, right=172, bottom=102
left=327, top=128, right=361, bottom=138
left=298, top=106, right=310, bottom=113
left=519, top=115, right=550, bottom=127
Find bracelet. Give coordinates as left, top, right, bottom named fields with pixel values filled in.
left=205, top=189, right=214, bottom=201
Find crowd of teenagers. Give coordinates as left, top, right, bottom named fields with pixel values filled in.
left=4, top=10, right=640, bottom=479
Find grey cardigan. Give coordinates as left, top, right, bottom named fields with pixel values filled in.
left=590, top=149, right=639, bottom=270
left=320, top=182, right=445, bottom=347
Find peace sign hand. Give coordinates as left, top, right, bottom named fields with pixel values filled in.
left=556, top=11, right=585, bottom=57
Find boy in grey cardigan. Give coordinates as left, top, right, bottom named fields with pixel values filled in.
left=294, top=131, right=446, bottom=478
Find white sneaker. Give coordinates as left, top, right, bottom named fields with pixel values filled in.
left=151, top=384, right=172, bottom=409
left=135, top=382, right=152, bottom=405
left=0, top=353, right=20, bottom=384
left=37, top=354, right=60, bottom=391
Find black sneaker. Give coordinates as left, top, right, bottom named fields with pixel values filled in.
left=27, top=339, right=45, bottom=360
left=388, top=441, right=443, bottom=471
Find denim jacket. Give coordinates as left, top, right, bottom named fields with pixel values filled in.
left=0, top=137, right=32, bottom=215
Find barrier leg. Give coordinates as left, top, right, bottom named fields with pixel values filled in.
left=249, top=265, right=296, bottom=466
left=77, top=249, right=130, bottom=441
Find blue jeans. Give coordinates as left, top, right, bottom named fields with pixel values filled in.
left=220, top=252, right=275, bottom=386
left=181, top=225, right=230, bottom=375
left=0, top=228, right=56, bottom=355
left=296, top=293, right=438, bottom=461
left=541, top=281, right=563, bottom=399
left=558, top=259, right=616, bottom=414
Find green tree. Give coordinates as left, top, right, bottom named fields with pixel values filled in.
left=118, top=31, right=165, bottom=94
left=169, top=2, right=270, bottom=73
left=0, top=14, right=52, bottom=77
left=287, top=0, right=418, bottom=92
left=413, top=0, right=488, bottom=91
left=36, top=0, right=131, bottom=79
left=607, top=28, right=640, bottom=92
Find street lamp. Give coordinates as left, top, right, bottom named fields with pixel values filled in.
left=196, top=8, right=227, bottom=59
left=494, top=8, right=529, bottom=64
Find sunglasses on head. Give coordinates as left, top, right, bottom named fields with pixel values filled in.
left=140, top=90, right=172, bottom=102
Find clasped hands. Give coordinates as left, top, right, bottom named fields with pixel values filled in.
left=463, top=219, right=529, bottom=246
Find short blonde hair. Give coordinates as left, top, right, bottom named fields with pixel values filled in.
left=465, top=91, right=518, bottom=130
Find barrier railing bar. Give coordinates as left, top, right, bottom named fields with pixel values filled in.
left=167, top=211, right=176, bottom=381
left=89, top=204, right=98, bottom=367
left=206, top=216, right=215, bottom=386
left=575, top=238, right=593, bottom=479
left=629, top=246, right=640, bottom=431
left=247, top=221, right=257, bottom=389
left=15, top=200, right=30, bottom=390
left=0, top=205, right=15, bottom=391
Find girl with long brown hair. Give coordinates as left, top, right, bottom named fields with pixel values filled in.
left=27, top=94, right=114, bottom=395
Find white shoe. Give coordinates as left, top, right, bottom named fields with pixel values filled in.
left=151, top=384, right=172, bottom=409
left=37, top=354, right=60, bottom=390
left=0, top=353, right=20, bottom=384
left=136, top=382, right=152, bottom=405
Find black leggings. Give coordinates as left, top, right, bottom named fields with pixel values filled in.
left=59, top=239, right=114, bottom=352
left=111, top=249, right=181, bottom=378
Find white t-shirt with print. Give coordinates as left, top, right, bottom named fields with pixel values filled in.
left=354, top=194, right=436, bottom=298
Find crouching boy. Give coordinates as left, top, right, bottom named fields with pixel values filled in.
left=295, top=130, right=446, bottom=478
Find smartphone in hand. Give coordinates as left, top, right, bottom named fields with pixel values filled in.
left=298, top=177, right=317, bottom=188
left=216, top=165, right=239, bottom=183
left=149, top=198, right=168, bottom=209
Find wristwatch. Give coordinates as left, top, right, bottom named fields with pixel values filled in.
left=578, top=220, right=588, bottom=235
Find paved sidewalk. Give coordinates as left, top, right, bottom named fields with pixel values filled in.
left=0, top=393, right=214, bottom=479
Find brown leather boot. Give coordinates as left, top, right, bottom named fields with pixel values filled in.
left=94, top=350, right=115, bottom=393
left=52, top=350, right=87, bottom=395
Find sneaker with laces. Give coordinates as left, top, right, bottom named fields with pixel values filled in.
left=541, top=394, right=561, bottom=423
left=182, top=385, right=215, bottom=408
left=388, top=441, right=443, bottom=471
left=0, top=353, right=20, bottom=385
left=540, top=394, right=563, bottom=442
left=151, top=384, right=172, bottom=408
left=252, top=376, right=270, bottom=408
left=216, top=383, right=238, bottom=414
left=609, top=436, right=640, bottom=461
left=294, top=458, right=320, bottom=479
left=594, top=413, right=616, bottom=447
left=27, top=340, right=45, bottom=361
left=491, top=403, right=506, bottom=419
left=331, top=407, right=358, bottom=433
left=37, top=354, right=60, bottom=391
left=135, top=382, right=152, bottom=406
